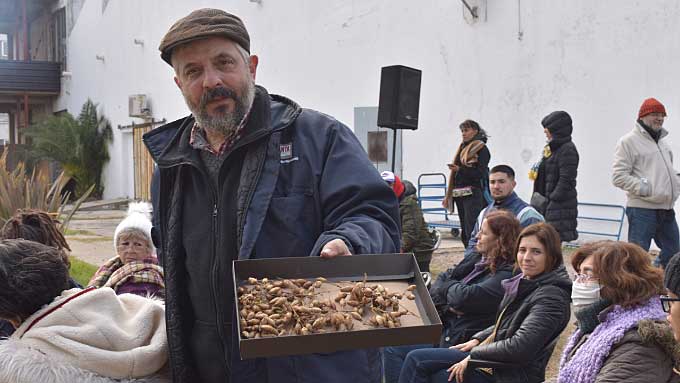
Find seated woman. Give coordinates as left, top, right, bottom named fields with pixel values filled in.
left=384, top=210, right=520, bottom=383
left=0, top=239, right=168, bottom=382
left=0, top=209, right=82, bottom=338
left=399, top=222, right=572, bottom=383
left=555, top=241, right=678, bottom=383
left=88, top=202, right=164, bottom=298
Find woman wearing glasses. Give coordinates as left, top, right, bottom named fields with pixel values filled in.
left=555, top=241, right=678, bottom=383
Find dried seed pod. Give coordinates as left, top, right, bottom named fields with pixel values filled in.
left=260, top=325, right=278, bottom=335
left=295, top=279, right=308, bottom=286
left=339, top=298, right=346, bottom=306
left=238, top=286, right=246, bottom=294
left=246, top=311, right=255, bottom=320
left=247, top=319, right=260, bottom=326
left=255, top=312, right=266, bottom=319
left=303, top=281, right=313, bottom=289
left=309, top=307, right=323, bottom=314
left=272, top=281, right=284, bottom=288
left=340, top=286, right=354, bottom=292
left=387, top=319, right=395, bottom=328
left=376, top=284, right=385, bottom=293
left=258, top=303, right=271, bottom=310
left=311, top=317, right=326, bottom=330
left=242, top=331, right=251, bottom=338
left=240, top=318, right=248, bottom=328
left=313, top=280, right=323, bottom=288
left=346, top=300, right=360, bottom=307
left=284, top=312, right=293, bottom=323
left=240, top=309, right=248, bottom=317
left=406, top=293, right=416, bottom=300
left=316, top=277, right=327, bottom=282
left=363, top=288, right=373, bottom=297
left=406, top=284, right=417, bottom=291
left=350, top=312, right=362, bottom=321
left=301, top=327, right=310, bottom=335
left=376, top=315, right=385, bottom=327
left=269, top=287, right=282, bottom=295
left=247, top=277, right=258, bottom=285
left=369, top=317, right=378, bottom=326
left=270, top=314, right=282, bottom=320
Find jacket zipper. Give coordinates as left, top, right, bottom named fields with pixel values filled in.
left=159, top=160, right=230, bottom=378
left=656, top=142, right=676, bottom=210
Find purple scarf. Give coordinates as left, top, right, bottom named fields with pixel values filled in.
left=501, top=272, right=523, bottom=297
left=461, top=256, right=491, bottom=283
left=557, top=297, right=666, bottom=383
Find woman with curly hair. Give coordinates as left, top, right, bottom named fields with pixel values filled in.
left=553, top=241, right=677, bottom=383
left=383, top=210, right=520, bottom=383
left=399, top=222, right=572, bottom=383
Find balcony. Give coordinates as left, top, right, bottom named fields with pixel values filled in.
left=0, top=60, right=61, bottom=95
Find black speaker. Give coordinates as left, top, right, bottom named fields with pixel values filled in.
left=377, top=65, right=422, bottom=130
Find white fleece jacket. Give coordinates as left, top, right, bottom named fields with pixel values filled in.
left=612, top=123, right=680, bottom=210
left=0, top=287, right=169, bottom=383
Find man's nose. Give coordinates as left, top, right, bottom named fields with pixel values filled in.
left=202, top=66, right=224, bottom=89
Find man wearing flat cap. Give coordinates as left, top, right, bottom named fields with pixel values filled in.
left=145, top=8, right=400, bottom=383
left=613, top=97, right=680, bottom=268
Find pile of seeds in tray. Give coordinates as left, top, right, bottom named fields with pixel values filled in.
left=238, top=277, right=418, bottom=338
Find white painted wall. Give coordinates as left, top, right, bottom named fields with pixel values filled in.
left=58, top=0, right=680, bottom=230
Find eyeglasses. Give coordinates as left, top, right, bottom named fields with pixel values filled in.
left=660, top=295, right=680, bottom=313
left=573, top=273, right=598, bottom=283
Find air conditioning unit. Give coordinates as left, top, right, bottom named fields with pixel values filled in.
left=129, top=94, right=150, bottom=118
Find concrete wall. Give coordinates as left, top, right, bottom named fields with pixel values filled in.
left=58, top=0, right=680, bottom=225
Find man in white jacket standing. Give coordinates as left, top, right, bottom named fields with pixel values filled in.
left=612, top=97, right=680, bottom=268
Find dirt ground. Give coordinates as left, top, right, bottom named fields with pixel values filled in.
left=66, top=209, right=569, bottom=379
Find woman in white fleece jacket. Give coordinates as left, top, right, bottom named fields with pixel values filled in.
left=0, top=239, right=169, bottom=383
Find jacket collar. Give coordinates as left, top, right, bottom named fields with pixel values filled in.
left=494, top=191, right=519, bottom=208
left=143, top=85, right=301, bottom=167
left=635, top=122, right=668, bottom=142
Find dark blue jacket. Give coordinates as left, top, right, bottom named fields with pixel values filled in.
left=145, top=86, right=400, bottom=383
left=464, top=192, right=544, bottom=258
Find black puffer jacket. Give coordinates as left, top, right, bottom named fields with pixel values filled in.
left=470, top=265, right=572, bottom=383
left=430, top=253, right=514, bottom=347
left=534, top=111, right=579, bottom=242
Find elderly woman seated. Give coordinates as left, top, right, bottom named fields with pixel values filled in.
left=553, top=241, right=679, bottom=383
left=0, top=239, right=168, bottom=383
left=88, top=202, right=164, bottom=298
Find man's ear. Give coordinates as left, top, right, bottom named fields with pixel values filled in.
left=174, top=76, right=182, bottom=90
left=248, top=55, right=259, bottom=80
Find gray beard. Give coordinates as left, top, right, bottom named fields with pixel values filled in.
left=185, top=80, right=256, bottom=137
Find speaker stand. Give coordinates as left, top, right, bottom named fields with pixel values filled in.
left=390, top=128, right=397, bottom=173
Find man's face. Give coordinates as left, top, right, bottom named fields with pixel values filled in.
left=489, top=172, right=516, bottom=200
left=640, top=112, right=665, bottom=131
left=172, top=37, right=258, bottom=136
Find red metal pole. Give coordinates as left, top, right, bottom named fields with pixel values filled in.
left=22, top=0, right=28, bottom=61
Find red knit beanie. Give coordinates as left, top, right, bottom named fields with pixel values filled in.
left=392, top=175, right=405, bottom=198
left=638, top=98, right=667, bottom=119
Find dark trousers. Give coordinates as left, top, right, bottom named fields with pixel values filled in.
left=626, top=207, right=680, bottom=268
left=398, top=348, right=494, bottom=383
left=454, top=188, right=486, bottom=248
left=383, top=344, right=433, bottom=383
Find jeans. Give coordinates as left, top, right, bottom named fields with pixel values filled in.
left=383, top=344, right=433, bottom=383
left=626, top=207, right=680, bottom=267
left=398, top=348, right=494, bottom=383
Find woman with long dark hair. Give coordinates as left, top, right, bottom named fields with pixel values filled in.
left=383, top=210, right=520, bottom=383
left=399, top=223, right=571, bottom=383
left=443, top=120, right=491, bottom=247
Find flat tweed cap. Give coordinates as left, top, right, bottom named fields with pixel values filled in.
left=159, top=8, right=250, bottom=65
